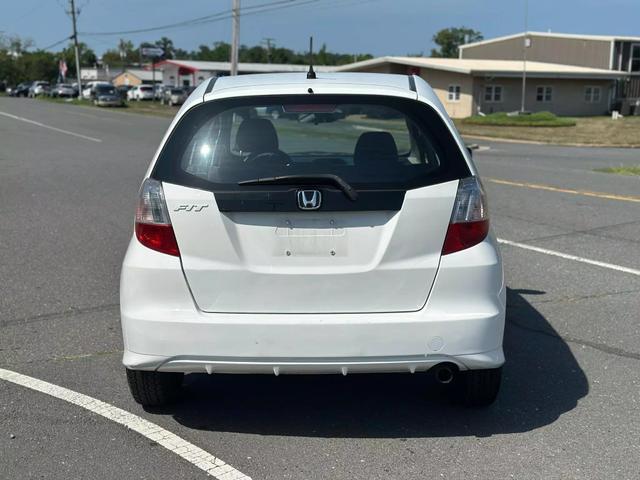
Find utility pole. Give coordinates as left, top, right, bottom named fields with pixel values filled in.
left=230, top=0, right=240, bottom=76
left=520, top=0, right=529, bottom=113
left=262, top=37, right=275, bottom=63
left=69, top=0, right=82, bottom=94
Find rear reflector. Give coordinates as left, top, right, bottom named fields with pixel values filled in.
left=442, top=177, right=489, bottom=255
left=134, top=178, right=180, bottom=257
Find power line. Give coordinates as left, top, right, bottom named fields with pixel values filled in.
left=79, top=0, right=324, bottom=36
left=11, top=0, right=49, bottom=23
left=80, top=0, right=318, bottom=36
left=39, top=35, right=72, bottom=51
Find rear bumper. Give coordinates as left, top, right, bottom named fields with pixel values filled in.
left=120, top=235, right=506, bottom=374
left=123, top=350, right=504, bottom=375
left=96, top=99, right=122, bottom=106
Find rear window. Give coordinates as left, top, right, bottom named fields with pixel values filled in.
left=96, top=86, right=116, bottom=94
left=153, top=95, right=469, bottom=191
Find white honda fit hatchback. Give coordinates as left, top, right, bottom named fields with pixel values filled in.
left=121, top=73, right=505, bottom=407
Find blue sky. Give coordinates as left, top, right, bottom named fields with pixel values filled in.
left=1, top=0, right=639, bottom=57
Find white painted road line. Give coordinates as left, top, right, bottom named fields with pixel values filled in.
left=0, top=111, right=102, bottom=143
left=0, top=368, right=251, bottom=480
left=498, top=238, right=640, bottom=277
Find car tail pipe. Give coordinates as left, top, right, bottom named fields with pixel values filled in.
left=433, top=363, right=458, bottom=384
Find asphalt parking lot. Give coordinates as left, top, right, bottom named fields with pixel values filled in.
left=1, top=96, right=639, bottom=479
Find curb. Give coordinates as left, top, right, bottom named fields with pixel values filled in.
left=461, top=134, right=640, bottom=149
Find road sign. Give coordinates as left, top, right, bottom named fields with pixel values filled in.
left=141, top=47, right=164, bottom=58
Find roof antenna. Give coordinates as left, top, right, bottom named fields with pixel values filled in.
left=307, top=36, right=316, bottom=79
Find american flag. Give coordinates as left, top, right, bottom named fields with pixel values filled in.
left=59, top=59, right=68, bottom=81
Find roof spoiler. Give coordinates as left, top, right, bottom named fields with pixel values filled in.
left=408, top=75, right=416, bottom=92
left=204, top=76, right=218, bottom=95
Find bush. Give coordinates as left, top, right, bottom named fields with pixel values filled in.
left=462, top=111, right=576, bottom=127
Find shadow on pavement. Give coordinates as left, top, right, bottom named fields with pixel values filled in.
left=167, top=288, right=588, bottom=438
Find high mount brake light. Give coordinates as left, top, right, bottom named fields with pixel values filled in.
left=282, top=104, right=338, bottom=113
left=442, top=177, right=489, bottom=255
left=134, top=179, right=180, bottom=257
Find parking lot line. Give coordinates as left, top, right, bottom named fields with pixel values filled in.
left=498, top=238, right=640, bottom=277
left=0, top=367, right=251, bottom=480
left=487, top=178, right=640, bottom=203
left=0, top=111, right=102, bottom=143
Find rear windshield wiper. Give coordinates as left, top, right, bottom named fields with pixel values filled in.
left=238, top=174, right=358, bottom=201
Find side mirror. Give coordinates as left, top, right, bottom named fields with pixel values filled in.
left=466, top=146, right=473, bottom=158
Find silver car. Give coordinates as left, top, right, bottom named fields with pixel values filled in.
left=50, top=83, right=76, bottom=98
left=28, top=81, right=50, bottom=97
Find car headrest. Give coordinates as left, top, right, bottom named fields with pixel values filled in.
left=353, top=131, right=398, bottom=166
left=235, top=118, right=279, bottom=153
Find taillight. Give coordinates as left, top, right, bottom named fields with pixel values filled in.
left=134, top=179, right=180, bottom=257
left=442, top=177, right=489, bottom=255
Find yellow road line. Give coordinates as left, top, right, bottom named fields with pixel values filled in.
left=486, top=178, right=640, bottom=203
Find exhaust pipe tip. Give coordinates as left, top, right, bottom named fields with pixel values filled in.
left=433, top=363, right=456, bottom=384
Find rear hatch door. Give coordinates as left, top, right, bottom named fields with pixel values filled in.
left=155, top=94, right=469, bottom=313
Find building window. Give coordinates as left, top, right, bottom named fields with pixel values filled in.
left=484, top=85, right=503, bottom=102
left=584, top=86, right=601, bottom=103
left=448, top=85, right=461, bottom=102
left=536, top=86, right=553, bottom=102
left=630, top=44, right=640, bottom=72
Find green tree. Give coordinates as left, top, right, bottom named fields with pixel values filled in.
left=173, top=47, right=190, bottom=59
left=102, top=39, right=138, bottom=67
left=22, top=51, right=58, bottom=81
left=60, top=42, right=97, bottom=76
left=430, top=27, right=483, bottom=58
left=239, top=45, right=268, bottom=63
left=0, top=34, right=34, bottom=56
left=155, top=37, right=175, bottom=59
left=193, top=42, right=231, bottom=61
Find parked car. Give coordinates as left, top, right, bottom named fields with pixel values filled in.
left=91, top=84, right=123, bottom=107
left=7, top=83, right=31, bottom=97
left=160, top=87, right=188, bottom=106
left=81, top=81, right=110, bottom=99
left=127, top=85, right=155, bottom=101
left=50, top=83, right=76, bottom=98
left=116, top=85, right=133, bottom=99
left=120, top=73, right=506, bottom=408
left=154, top=84, right=165, bottom=100
left=28, top=81, right=50, bottom=97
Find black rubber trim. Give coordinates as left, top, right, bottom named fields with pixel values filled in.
left=214, top=188, right=405, bottom=212
left=408, top=75, right=416, bottom=92
left=204, top=76, right=218, bottom=94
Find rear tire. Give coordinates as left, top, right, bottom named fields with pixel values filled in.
left=125, top=369, right=183, bottom=407
left=452, top=367, right=502, bottom=407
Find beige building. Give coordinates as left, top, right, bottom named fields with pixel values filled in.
left=111, top=69, right=161, bottom=87
left=460, top=32, right=640, bottom=107
left=337, top=56, right=626, bottom=118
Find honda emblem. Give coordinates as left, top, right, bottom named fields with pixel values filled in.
left=297, top=190, right=321, bottom=210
